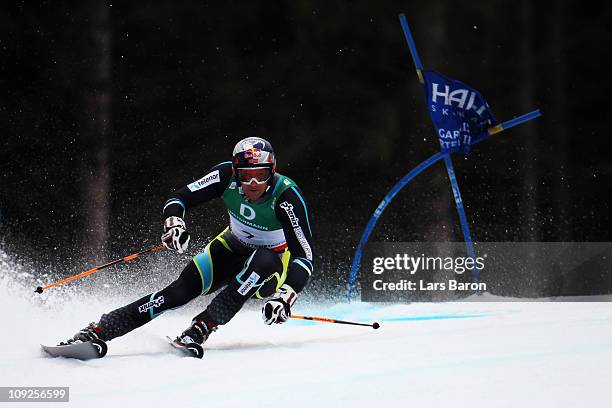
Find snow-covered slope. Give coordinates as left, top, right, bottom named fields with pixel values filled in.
left=1, top=252, right=611, bottom=407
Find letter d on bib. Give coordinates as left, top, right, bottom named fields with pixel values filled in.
left=240, top=203, right=256, bottom=220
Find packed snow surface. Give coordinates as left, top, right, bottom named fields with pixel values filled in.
left=1, top=260, right=611, bottom=407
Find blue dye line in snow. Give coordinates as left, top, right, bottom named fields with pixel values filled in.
left=382, top=313, right=489, bottom=322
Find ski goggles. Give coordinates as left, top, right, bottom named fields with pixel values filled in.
left=236, top=168, right=272, bottom=184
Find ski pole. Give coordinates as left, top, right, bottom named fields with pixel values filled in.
left=290, top=314, right=380, bottom=329
left=35, top=245, right=164, bottom=294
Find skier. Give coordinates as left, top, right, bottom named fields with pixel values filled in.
left=60, top=137, right=314, bottom=358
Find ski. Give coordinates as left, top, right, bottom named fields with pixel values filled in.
left=166, top=336, right=204, bottom=359
left=41, top=339, right=107, bottom=360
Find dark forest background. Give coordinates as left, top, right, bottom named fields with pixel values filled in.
left=1, top=1, right=611, bottom=291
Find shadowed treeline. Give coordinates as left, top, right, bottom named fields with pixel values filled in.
left=1, top=1, right=611, bottom=290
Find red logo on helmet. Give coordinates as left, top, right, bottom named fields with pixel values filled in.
left=241, top=148, right=262, bottom=164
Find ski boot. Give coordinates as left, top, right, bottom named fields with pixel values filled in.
left=60, top=322, right=104, bottom=345
left=47, top=322, right=108, bottom=359
left=174, top=319, right=217, bottom=358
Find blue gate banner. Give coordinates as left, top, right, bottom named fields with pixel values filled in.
left=423, top=71, right=499, bottom=154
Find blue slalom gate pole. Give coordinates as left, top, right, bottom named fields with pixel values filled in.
left=488, top=110, right=542, bottom=136
left=398, top=13, right=479, bottom=279
left=442, top=154, right=477, bottom=259
left=346, top=14, right=542, bottom=301
left=347, top=151, right=446, bottom=300
left=398, top=14, right=424, bottom=83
